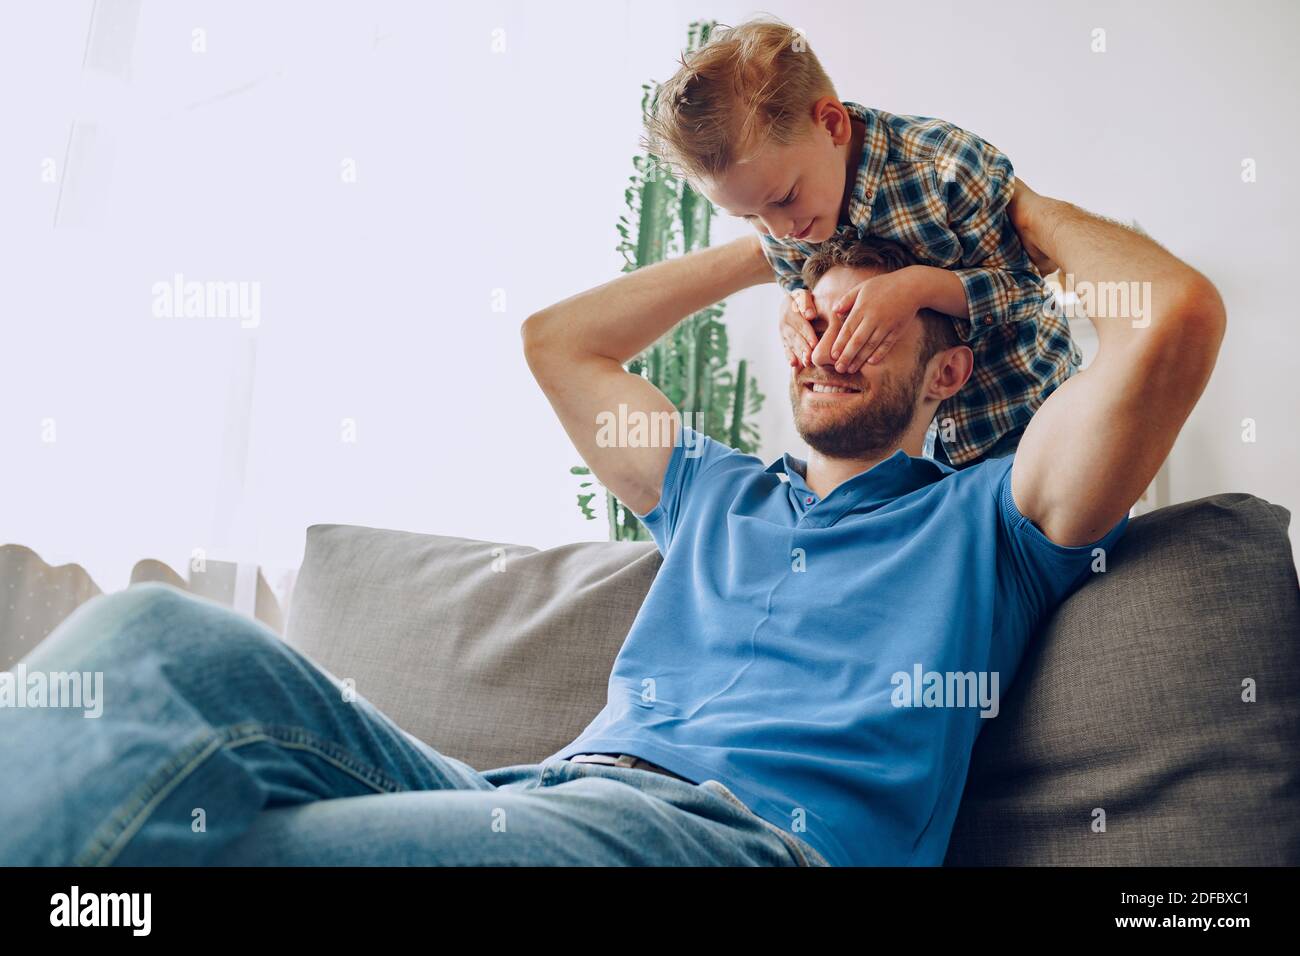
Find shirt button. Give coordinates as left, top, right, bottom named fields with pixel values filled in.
left=983, top=316, right=993, bottom=325
left=805, top=496, right=814, bottom=504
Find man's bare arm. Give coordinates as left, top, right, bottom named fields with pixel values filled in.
left=522, top=235, right=772, bottom=516
left=1006, top=182, right=1227, bottom=547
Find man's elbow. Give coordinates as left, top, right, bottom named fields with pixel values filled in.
left=1189, top=273, right=1227, bottom=332
left=521, top=313, right=557, bottom=386
left=1141, top=271, right=1227, bottom=387
left=520, top=309, right=544, bottom=347
left=1169, top=271, right=1227, bottom=354
left=521, top=310, right=559, bottom=365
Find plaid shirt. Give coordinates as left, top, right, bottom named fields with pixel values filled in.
left=760, top=101, right=1081, bottom=466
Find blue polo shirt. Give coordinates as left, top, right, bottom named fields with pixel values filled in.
left=548, top=426, right=1129, bottom=866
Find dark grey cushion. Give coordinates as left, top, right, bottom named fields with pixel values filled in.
left=945, top=493, right=1300, bottom=865
left=285, top=493, right=1300, bottom=865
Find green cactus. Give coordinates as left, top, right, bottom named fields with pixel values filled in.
left=575, top=20, right=766, bottom=542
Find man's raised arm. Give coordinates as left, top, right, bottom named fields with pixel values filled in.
left=1006, top=182, right=1227, bottom=547
left=522, top=235, right=772, bottom=516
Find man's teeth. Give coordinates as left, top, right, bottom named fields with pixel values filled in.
left=810, top=384, right=858, bottom=393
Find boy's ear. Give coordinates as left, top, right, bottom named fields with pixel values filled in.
left=810, top=95, right=852, bottom=143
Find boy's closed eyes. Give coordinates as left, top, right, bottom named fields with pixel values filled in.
left=691, top=95, right=862, bottom=250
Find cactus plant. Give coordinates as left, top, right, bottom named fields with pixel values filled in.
left=572, top=20, right=766, bottom=542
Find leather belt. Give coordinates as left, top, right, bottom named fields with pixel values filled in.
left=566, top=752, right=694, bottom=784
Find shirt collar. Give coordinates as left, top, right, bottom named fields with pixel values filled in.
left=763, top=445, right=955, bottom=502
left=840, top=101, right=889, bottom=228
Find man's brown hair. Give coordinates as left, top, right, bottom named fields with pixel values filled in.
left=801, top=235, right=965, bottom=368
left=642, top=17, right=836, bottom=182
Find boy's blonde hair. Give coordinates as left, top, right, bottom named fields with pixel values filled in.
left=642, top=16, right=837, bottom=183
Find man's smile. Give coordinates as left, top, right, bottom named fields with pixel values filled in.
left=802, top=377, right=863, bottom=397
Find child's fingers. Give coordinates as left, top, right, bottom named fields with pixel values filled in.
left=843, top=324, right=892, bottom=372
left=791, top=303, right=819, bottom=350
left=832, top=289, right=856, bottom=318
left=791, top=316, right=818, bottom=354
left=826, top=300, right=862, bottom=360
left=846, top=330, right=886, bottom=371
left=833, top=319, right=882, bottom=372
left=789, top=291, right=807, bottom=318
left=849, top=335, right=896, bottom=373
left=792, top=289, right=817, bottom=321
left=780, top=304, right=818, bottom=355
left=828, top=307, right=860, bottom=361
left=782, top=333, right=806, bottom=369
left=783, top=328, right=808, bottom=368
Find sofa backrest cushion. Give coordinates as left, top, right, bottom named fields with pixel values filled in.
left=285, top=525, right=657, bottom=774
left=945, top=493, right=1300, bottom=865
left=285, top=492, right=1299, bottom=865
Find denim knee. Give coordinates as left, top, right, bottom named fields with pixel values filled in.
left=99, top=580, right=190, bottom=617
left=27, top=581, right=185, bottom=668
left=94, top=582, right=214, bottom=652
left=120, top=582, right=284, bottom=663
left=40, top=581, right=272, bottom=676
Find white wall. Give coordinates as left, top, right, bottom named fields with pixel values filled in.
left=2, top=0, right=1295, bottom=590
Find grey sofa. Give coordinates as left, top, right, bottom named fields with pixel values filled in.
left=282, top=492, right=1300, bottom=865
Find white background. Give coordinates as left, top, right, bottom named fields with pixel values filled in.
left=2, top=0, right=1296, bottom=591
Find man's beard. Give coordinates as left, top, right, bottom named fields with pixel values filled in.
left=789, top=356, right=926, bottom=459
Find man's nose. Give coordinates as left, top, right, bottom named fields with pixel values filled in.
left=807, top=319, right=843, bottom=367
left=809, top=342, right=839, bottom=367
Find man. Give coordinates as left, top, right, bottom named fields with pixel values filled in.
left=0, top=184, right=1224, bottom=867
left=520, top=179, right=1224, bottom=866
left=772, top=233, right=1028, bottom=470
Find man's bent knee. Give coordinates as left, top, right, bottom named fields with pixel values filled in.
left=30, top=582, right=276, bottom=674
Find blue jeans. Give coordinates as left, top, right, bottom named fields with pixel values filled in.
left=0, top=583, right=826, bottom=867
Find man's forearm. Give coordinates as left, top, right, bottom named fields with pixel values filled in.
left=995, top=185, right=1226, bottom=549
left=524, top=235, right=772, bottom=364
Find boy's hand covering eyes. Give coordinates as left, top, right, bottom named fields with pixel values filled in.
left=820, top=270, right=922, bottom=373
left=781, top=289, right=820, bottom=369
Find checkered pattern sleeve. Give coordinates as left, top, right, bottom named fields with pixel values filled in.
left=933, top=126, right=1047, bottom=343
left=759, top=232, right=810, bottom=295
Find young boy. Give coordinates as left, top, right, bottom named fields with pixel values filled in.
left=642, top=17, right=1081, bottom=468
